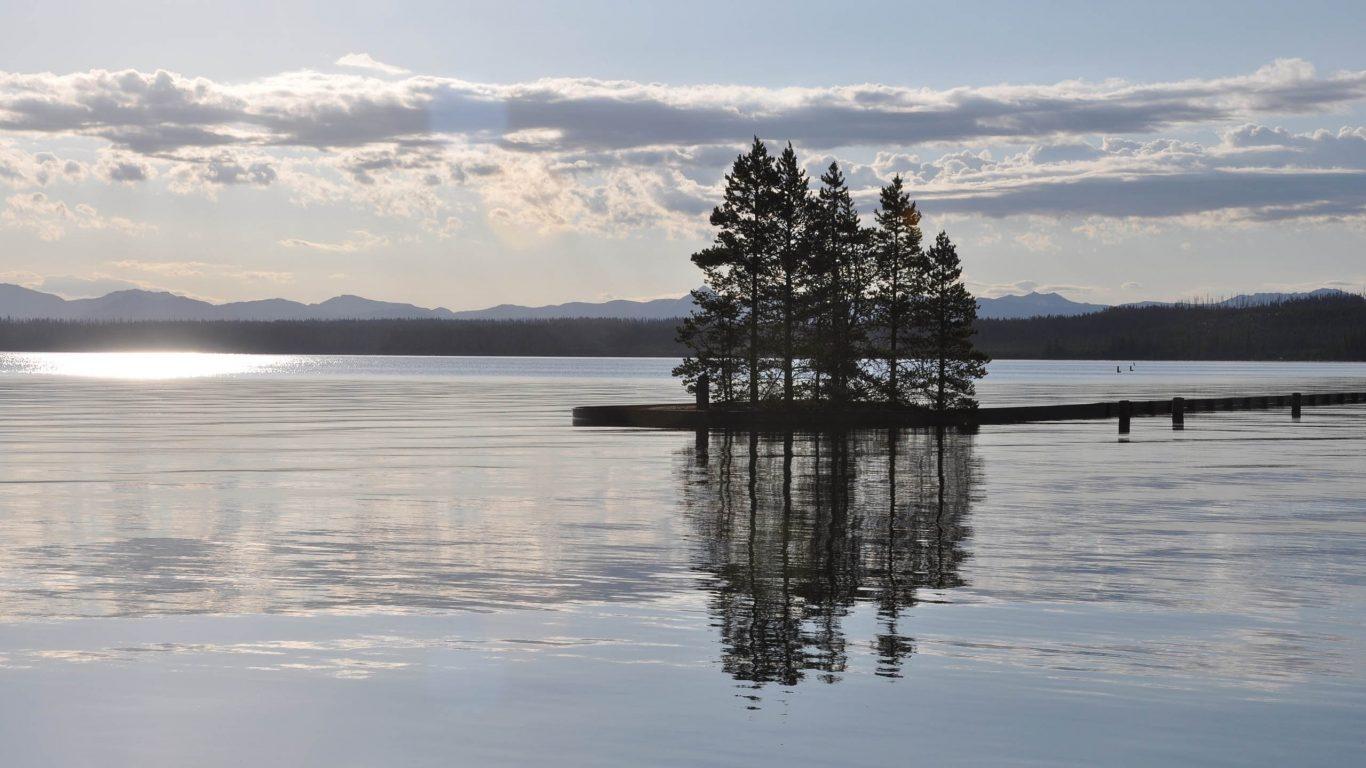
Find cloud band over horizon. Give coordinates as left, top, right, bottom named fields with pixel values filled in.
left=1, top=56, right=1365, bottom=304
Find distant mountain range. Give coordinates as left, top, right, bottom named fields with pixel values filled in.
left=0, top=283, right=1352, bottom=323
left=977, top=292, right=1108, bottom=319
left=0, top=283, right=697, bottom=322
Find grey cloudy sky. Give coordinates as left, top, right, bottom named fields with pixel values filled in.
left=1, top=0, right=1364, bottom=307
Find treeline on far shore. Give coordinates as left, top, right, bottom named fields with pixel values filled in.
left=0, top=293, right=1362, bottom=360
left=0, top=317, right=682, bottom=357
left=974, top=293, right=1366, bottom=361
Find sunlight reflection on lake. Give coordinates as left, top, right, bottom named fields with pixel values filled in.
left=0, top=351, right=294, bottom=379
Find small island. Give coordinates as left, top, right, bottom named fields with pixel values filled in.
left=578, top=138, right=989, bottom=429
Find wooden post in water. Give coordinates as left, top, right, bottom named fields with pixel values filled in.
left=1291, top=392, right=1302, bottom=419
left=696, top=373, right=709, bottom=411
left=1171, top=397, right=1184, bottom=429
left=1118, top=400, right=1132, bottom=435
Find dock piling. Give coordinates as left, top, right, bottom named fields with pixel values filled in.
left=1292, top=392, right=1302, bottom=419
left=1172, top=397, right=1185, bottom=429
left=1118, top=400, right=1131, bottom=435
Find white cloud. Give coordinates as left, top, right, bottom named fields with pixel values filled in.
left=335, top=53, right=410, bottom=76
left=1, top=192, right=153, bottom=240
left=2, top=59, right=1366, bottom=240
left=279, top=229, right=388, bottom=253
left=894, top=127, right=1366, bottom=223
left=0, top=144, right=87, bottom=187
left=3, top=59, right=1364, bottom=155
left=97, top=153, right=154, bottom=183
left=108, top=259, right=212, bottom=276
left=1014, top=231, right=1057, bottom=252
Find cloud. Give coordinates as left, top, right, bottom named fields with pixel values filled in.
left=335, top=53, right=410, bottom=76
left=236, top=270, right=294, bottom=283
left=968, top=278, right=1101, bottom=299
left=106, top=259, right=295, bottom=286
left=1014, top=231, right=1057, bottom=252
left=35, top=274, right=157, bottom=298
left=2, top=59, right=1364, bottom=155
left=162, top=150, right=277, bottom=196
left=98, top=154, right=153, bottom=183
left=1, top=192, right=153, bottom=240
left=0, top=144, right=86, bottom=187
left=279, top=229, right=388, bottom=253
left=4, top=60, right=1366, bottom=236
left=886, top=126, right=1366, bottom=223
left=108, top=259, right=212, bottom=276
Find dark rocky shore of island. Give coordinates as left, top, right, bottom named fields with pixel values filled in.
left=573, top=392, right=1366, bottom=430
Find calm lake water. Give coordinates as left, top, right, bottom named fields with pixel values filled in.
left=1, top=354, right=1364, bottom=766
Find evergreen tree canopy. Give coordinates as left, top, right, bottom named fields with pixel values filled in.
left=769, top=143, right=815, bottom=403
left=808, top=161, right=873, bottom=404
left=870, top=175, right=924, bottom=404
left=683, top=138, right=780, bottom=403
left=676, top=140, right=988, bottom=412
left=919, top=231, right=990, bottom=410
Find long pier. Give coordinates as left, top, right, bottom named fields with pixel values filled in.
left=572, top=391, right=1366, bottom=431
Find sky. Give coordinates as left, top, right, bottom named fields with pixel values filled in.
left=1, top=0, right=1365, bottom=309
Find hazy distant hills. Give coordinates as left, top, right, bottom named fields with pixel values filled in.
left=976, top=292, right=1108, bottom=319
left=0, top=283, right=1353, bottom=322
left=448, top=295, right=697, bottom=320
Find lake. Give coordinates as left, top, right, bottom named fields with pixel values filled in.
left=1, top=354, right=1364, bottom=766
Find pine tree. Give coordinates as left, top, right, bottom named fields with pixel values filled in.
left=870, top=176, right=923, bottom=404
left=808, top=162, right=872, bottom=404
left=691, top=138, right=779, bottom=403
left=919, top=231, right=989, bottom=410
left=674, top=273, right=744, bottom=402
left=770, top=143, right=814, bottom=404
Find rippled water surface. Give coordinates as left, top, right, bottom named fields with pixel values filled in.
left=1, top=354, right=1364, bottom=766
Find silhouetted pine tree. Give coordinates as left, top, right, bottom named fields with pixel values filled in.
left=674, top=276, right=745, bottom=401
left=808, top=162, right=872, bottom=404
left=869, top=176, right=924, bottom=404
left=689, top=138, right=780, bottom=403
left=918, top=231, right=989, bottom=410
left=769, top=143, right=815, bottom=404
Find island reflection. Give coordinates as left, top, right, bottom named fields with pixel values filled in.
left=679, top=428, right=979, bottom=691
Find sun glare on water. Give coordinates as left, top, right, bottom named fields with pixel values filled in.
left=1, top=352, right=291, bottom=380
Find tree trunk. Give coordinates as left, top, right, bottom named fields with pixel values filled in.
left=888, top=267, right=899, bottom=405
left=749, top=269, right=760, bottom=404
left=937, top=298, right=947, bottom=412
left=783, top=274, right=793, bottom=404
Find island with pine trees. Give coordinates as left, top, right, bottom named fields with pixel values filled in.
left=575, top=138, right=992, bottom=430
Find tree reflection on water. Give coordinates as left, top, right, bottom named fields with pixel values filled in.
left=680, top=428, right=979, bottom=696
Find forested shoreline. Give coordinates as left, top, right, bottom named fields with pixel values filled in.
left=0, top=294, right=1362, bottom=360
left=976, top=294, right=1366, bottom=360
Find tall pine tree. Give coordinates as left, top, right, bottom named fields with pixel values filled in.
left=674, top=267, right=744, bottom=402
left=770, top=143, right=814, bottom=404
left=684, top=138, right=779, bottom=403
left=870, top=176, right=923, bottom=405
left=808, top=162, right=872, bottom=404
left=919, top=231, right=989, bottom=410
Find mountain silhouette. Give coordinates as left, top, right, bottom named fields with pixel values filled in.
left=0, top=283, right=1351, bottom=322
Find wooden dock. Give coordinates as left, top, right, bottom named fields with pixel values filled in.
left=572, top=391, right=1366, bottom=431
